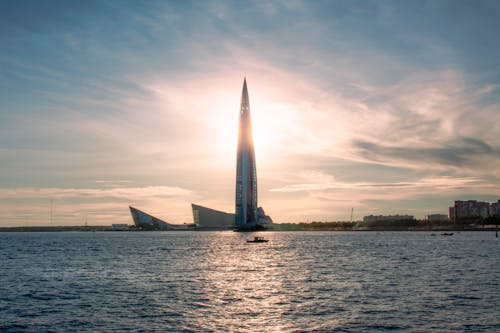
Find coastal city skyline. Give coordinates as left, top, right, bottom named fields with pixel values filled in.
left=1, top=1, right=500, bottom=226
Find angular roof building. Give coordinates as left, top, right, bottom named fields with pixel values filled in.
left=191, top=204, right=235, bottom=229
left=129, top=206, right=184, bottom=230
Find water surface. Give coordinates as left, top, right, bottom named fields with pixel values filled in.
left=1, top=231, right=499, bottom=332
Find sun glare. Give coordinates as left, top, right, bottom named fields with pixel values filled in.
left=207, top=87, right=281, bottom=158
left=181, top=77, right=305, bottom=173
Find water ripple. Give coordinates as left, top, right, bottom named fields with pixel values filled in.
left=0, top=231, right=499, bottom=332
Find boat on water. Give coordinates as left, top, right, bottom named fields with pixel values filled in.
left=247, top=236, right=269, bottom=243
left=441, top=232, right=454, bottom=236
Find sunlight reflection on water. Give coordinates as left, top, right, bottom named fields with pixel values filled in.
left=0, top=231, right=499, bottom=332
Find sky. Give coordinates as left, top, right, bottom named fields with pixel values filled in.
left=1, top=0, right=499, bottom=226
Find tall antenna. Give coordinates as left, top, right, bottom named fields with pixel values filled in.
left=350, top=207, right=354, bottom=222
left=50, top=199, right=53, bottom=225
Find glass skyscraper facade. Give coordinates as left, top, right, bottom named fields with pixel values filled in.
left=235, top=78, right=258, bottom=227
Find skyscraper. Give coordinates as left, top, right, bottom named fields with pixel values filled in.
left=235, top=78, right=258, bottom=227
left=132, top=78, right=271, bottom=230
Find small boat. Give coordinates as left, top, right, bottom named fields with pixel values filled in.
left=441, top=232, right=454, bottom=236
left=247, top=236, right=269, bottom=243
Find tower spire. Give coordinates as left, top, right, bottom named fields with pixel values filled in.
left=240, top=78, right=249, bottom=115
left=235, top=78, right=258, bottom=227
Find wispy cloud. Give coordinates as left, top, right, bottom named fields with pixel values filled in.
left=352, top=137, right=499, bottom=172
left=0, top=186, right=192, bottom=200
left=270, top=175, right=487, bottom=193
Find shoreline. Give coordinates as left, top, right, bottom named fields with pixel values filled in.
left=0, top=225, right=497, bottom=232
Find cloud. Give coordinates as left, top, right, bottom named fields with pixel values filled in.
left=352, top=137, right=499, bottom=172
left=0, top=186, right=192, bottom=200
left=270, top=175, right=486, bottom=193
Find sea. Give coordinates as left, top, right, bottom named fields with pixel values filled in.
left=0, top=231, right=499, bottom=332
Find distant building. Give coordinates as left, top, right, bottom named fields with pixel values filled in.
left=449, top=200, right=500, bottom=221
left=257, top=207, right=273, bottom=225
left=426, top=214, right=448, bottom=222
left=448, top=206, right=455, bottom=221
left=111, top=224, right=128, bottom=231
left=363, top=214, right=414, bottom=223
left=490, top=200, right=500, bottom=216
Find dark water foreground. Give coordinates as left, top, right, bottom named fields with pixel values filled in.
left=0, top=231, right=499, bottom=332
